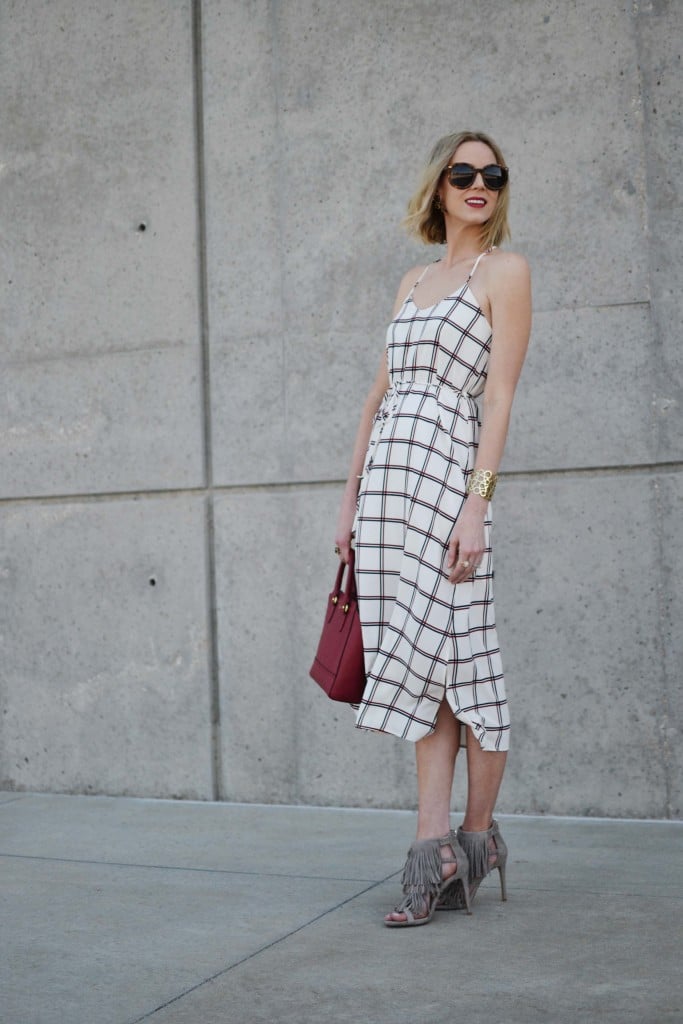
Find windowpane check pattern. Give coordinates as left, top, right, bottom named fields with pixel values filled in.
left=353, top=250, right=509, bottom=751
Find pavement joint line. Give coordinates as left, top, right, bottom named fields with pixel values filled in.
left=125, top=870, right=398, bottom=1024
left=3, top=849, right=679, bottom=903
left=0, top=851, right=384, bottom=884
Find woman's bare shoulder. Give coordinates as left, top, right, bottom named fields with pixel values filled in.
left=398, top=263, right=430, bottom=294
left=390, top=263, right=430, bottom=317
left=487, top=249, right=530, bottom=284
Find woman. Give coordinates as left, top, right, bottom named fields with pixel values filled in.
left=334, top=131, right=531, bottom=927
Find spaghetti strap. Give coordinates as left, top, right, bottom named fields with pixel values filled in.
left=466, top=246, right=497, bottom=283
left=405, top=263, right=433, bottom=301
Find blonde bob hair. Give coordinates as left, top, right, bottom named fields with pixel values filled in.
left=404, top=131, right=511, bottom=248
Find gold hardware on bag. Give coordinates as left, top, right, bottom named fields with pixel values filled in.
left=343, top=603, right=349, bottom=613
left=331, top=596, right=338, bottom=605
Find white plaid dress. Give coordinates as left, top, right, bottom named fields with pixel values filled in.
left=353, top=250, right=509, bottom=751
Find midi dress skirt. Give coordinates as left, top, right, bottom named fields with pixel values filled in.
left=353, top=256, right=509, bottom=752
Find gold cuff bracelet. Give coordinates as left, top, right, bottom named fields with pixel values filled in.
left=467, top=468, right=498, bottom=500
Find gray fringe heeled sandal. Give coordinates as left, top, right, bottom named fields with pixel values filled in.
left=436, top=819, right=508, bottom=911
left=384, top=834, right=472, bottom=927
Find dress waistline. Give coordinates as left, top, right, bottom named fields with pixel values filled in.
left=390, top=378, right=481, bottom=408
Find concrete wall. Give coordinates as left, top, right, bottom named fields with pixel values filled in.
left=1, top=0, right=680, bottom=818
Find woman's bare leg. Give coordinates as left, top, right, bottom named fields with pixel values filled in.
left=415, top=700, right=461, bottom=839
left=385, top=701, right=460, bottom=923
left=385, top=713, right=508, bottom=922
left=461, top=728, right=507, bottom=832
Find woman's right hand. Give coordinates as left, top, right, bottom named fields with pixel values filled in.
left=334, top=497, right=357, bottom=563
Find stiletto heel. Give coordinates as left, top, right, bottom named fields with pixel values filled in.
left=384, top=833, right=471, bottom=927
left=436, top=819, right=508, bottom=910
left=497, top=860, right=507, bottom=901
left=498, top=859, right=507, bottom=902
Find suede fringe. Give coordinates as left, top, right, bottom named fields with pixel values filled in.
left=457, top=825, right=493, bottom=881
left=400, top=839, right=444, bottom=899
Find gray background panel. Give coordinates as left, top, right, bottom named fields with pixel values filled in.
left=203, top=0, right=282, bottom=336
left=658, top=473, right=683, bottom=819
left=0, top=497, right=213, bottom=798
left=0, top=346, right=204, bottom=497
left=214, top=489, right=300, bottom=804
left=1, top=1, right=199, bottom=362
left=504, top=304, right=657, bottom=473
left=637, top=1, right=683, bottom=463
left=495, top=474, right=667, bottom=818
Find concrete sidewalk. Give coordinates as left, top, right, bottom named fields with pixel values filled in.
left=1, top=792, right=681, bottom=1024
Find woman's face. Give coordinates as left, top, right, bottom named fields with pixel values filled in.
left=440, top=140, right=501, bottom=226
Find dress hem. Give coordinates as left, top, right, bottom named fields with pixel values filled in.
left=353, top=703, right=510, bottom=753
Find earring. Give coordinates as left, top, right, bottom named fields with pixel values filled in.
left=434, top=195, right=443, bottom=212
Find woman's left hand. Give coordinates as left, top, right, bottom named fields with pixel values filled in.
left=446, top=498, right=487, bottom=584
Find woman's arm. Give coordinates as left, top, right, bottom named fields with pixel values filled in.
left=334, top=354, right=390, bottom=562
left=447, top=252, right=532, bottom=583
left=333, top=269, right=424, bottom=562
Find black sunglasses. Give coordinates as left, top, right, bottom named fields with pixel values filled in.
left=447, top=163, right=509, bottom=191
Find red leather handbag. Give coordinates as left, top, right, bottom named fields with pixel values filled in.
left=310, top=549, right=367, bottom=703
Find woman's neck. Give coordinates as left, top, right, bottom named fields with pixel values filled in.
left=440, top=222, right=486, bottom=269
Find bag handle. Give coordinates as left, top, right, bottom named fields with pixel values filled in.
left=331, top=549, right=356, bottom=613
